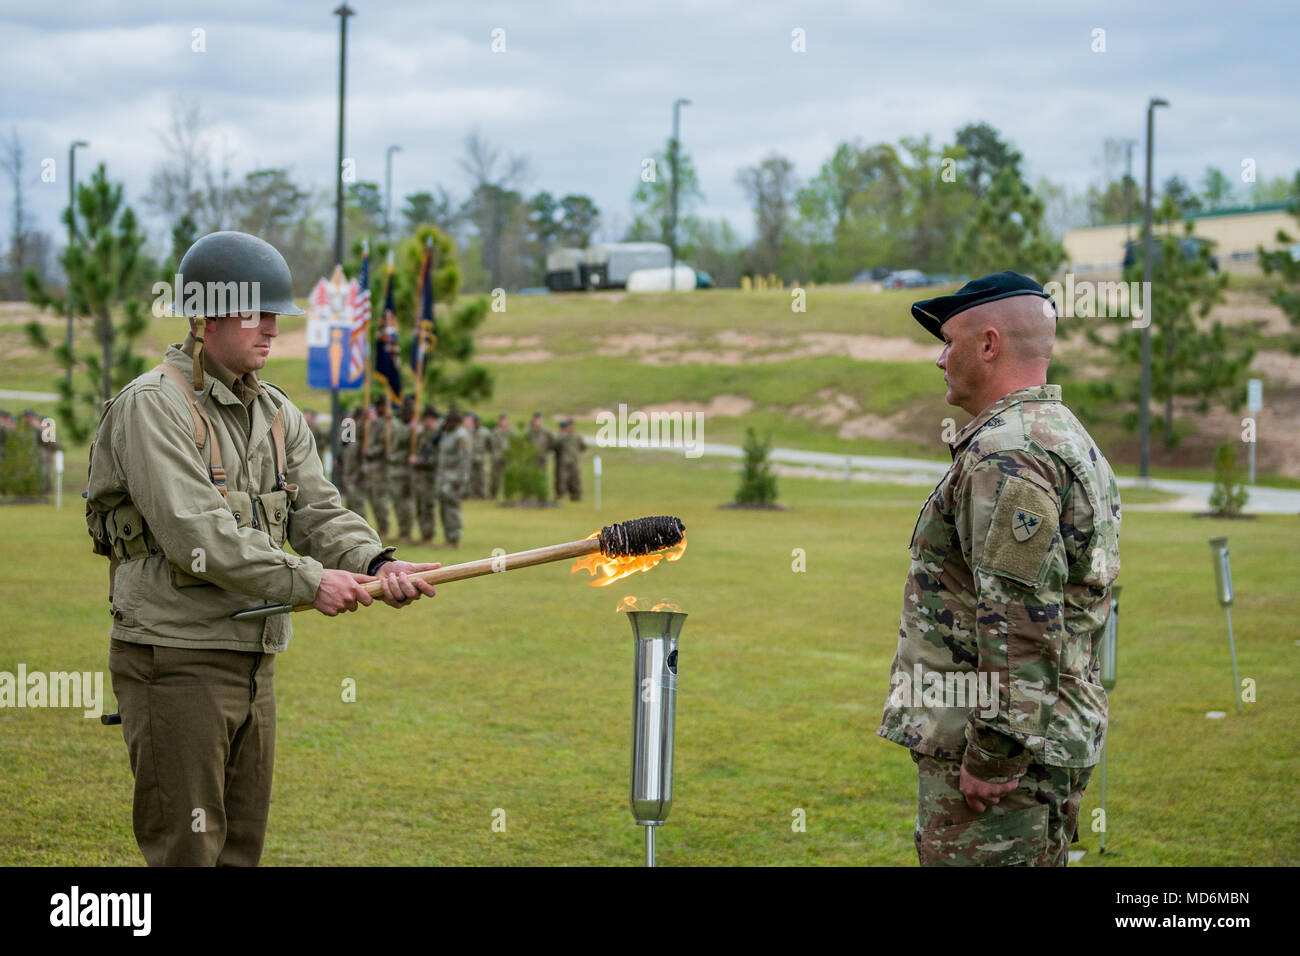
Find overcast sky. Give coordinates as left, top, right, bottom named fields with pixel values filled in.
left=3, top=0, right=1298, bottom=253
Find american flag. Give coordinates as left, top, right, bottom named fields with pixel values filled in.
left=347, top=249, right=371, bottom=385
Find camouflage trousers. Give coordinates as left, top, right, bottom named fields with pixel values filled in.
left=469, top=460, right=488, bottom=499
left=388, top=468, right=413, bottom=538
left=556, top=461, right=582, bottom=501
left=437, top=490, right=463, bottom=543
left=413, top=469, right=437, bottom=541
left=911, top=750, right=1092, bottom=867
left=489, top=460, right=505, bottom=499
left=362, top=464, right=389, bottom=536
left=341, top=465, right=365, bottom=515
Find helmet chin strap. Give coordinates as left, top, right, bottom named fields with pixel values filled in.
left=190, top=316, right=206, bottom=392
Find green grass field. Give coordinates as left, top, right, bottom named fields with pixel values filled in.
left=1, top=450, right=1296, bottom=866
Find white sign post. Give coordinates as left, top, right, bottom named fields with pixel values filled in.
left=1246, top=379, right=1262, bottom=485
left=55, top=450, right=64, bottom=510
left=593, top=454, right=602, bottom=512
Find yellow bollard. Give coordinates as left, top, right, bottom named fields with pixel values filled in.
left=741, top=275, right=752, bottom=292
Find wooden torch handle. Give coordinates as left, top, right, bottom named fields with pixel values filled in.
left=289, top=537, right=602, bottom=612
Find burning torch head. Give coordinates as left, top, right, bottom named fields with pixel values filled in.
left=597, top=516, right=685, bottom=558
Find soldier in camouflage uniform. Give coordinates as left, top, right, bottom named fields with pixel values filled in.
left=412, top=405, right=440, bottom=544
left=388, top=395, right=416, bottom=544
left=340, top=404, right=366, bottom=515
left=554, top=419, right=586, bottom=501
left=877, top=272, right=1121, bottom=867
left=303, top=408, right=329, bottom=473
left=526, top=412, right=553, bottom=503
left=468, top=413, right=490, bottom=499
left=488, top=413, right=510, bottom=499
left=362, top=397, right=393, bottom=536
left=435, top=408, right=473, bottom=548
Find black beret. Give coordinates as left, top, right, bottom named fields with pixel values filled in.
left=911, top=271, right=1055, bottom=341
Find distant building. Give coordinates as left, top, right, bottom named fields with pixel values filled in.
left=1063, top=202, right=1294, bottom=275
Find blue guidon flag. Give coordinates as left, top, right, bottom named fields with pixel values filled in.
left=374, top=257, right=403, bottom=403
left=410, top=236, right=437, bottom=379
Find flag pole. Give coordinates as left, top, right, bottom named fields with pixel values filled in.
left=364, top=251, right=388, bottom=456
left=410, top=236, right=433, bottom=456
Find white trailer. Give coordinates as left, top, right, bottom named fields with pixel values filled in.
left=545, top=248, right=584, bottom=291
left=582, top=242, right=671, bottom=289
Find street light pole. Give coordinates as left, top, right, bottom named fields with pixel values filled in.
left=65, top=140, right=88, bottom=398
left=331, top=3, right=355, bottom=489
left=385, top=144, right=402, bottom=245
left=1139, top=97, right=1168, bottom=480
left=669, top=98, right=690, bottom=292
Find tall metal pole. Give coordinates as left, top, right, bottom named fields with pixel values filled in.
left=333, top=4, right=353, bottom=269
left=1122, top=138, right=1137, bottom=246
left=331, top=4, right=354, bottom=489
left=669, top=98, right=690, bottom=292
left=1139, top=98, right=1168, bottom=480
left=65, top=140, right=88, bottom=398
left=385, top=144, right=401, bottom=245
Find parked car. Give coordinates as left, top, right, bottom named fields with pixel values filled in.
left=884, top=269, right=931, bottom=289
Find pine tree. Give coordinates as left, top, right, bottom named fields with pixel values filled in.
left=734, top=427, right=778, bottom=506
left=1208, top=442, right=1248, bottom=516
left=960, top=166, right=1066, bottom=282
left=502, top=426, right=548, bottom=503
left=24, top=163, right=150, bottom=442
left=1087, top=206, right=1245, bottom=448
left=1256, top=172, right=1300, bottom=354
left=0, top=424, right=44, bottom=496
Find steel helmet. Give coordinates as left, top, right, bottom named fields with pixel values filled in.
left=174, top=231, right=305, bottom=318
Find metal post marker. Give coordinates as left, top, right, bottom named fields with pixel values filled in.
left=1099, top=585, right=1120, bottom=855
left=55, top=450, right=64, bottom=510
left=1208, top=537, right=1243, bottom=715
left=626, top=609, right=685, bottom=867
left=1247, top=378, right=1262, bottom=486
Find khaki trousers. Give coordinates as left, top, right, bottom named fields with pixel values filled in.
left=109, top=638, right=276, bottom=866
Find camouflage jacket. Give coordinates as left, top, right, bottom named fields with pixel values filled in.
left=435, top=425, right=473, bottom=495
left=877, top=385, right=1121, bottom=778
left=413, top=424, right=440, bottom=471
left=555, top=431, right=587, bottom=464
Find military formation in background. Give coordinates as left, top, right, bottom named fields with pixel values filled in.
left=0, top=409, right=61, bottom=497
left=321, top=401, right=589, bottom=545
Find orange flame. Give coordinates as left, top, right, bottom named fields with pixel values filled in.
left=571, top=532, right=687, bottom=588
left=616, top=596, right=684, bottom=613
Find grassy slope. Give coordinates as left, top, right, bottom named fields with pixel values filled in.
left=1, top=450, right=1295, bottom=866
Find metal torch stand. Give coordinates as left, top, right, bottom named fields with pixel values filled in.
left=626, top=610, right=686, bottom=868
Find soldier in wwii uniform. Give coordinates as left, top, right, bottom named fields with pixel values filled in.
left=412, top=405, right=440, bottom=545
left=362, top=397, right=392, bottom=536
left=877, top=271, right=1121, bottom=867
left=340, top=404, right=366, bottom=515
left=488, top=413, right=510, bottom=499
left=86, top=231, right=439, bottom=866
left=554, top=419, right=586, bottom=502
left=388, top=395, right=416, bottom=544
left=435, top=408, right=473, bottom=548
